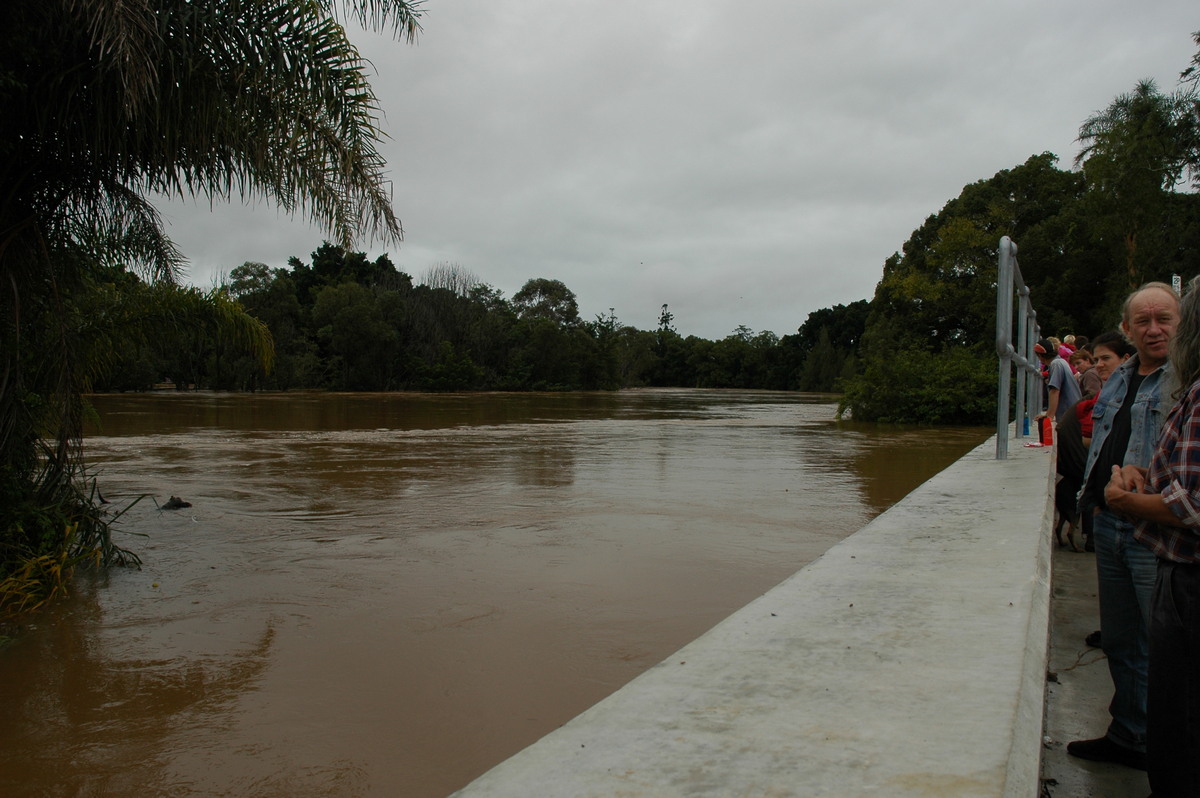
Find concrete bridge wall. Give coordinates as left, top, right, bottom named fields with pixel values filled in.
left=453, top=434, right=1055, bottom=797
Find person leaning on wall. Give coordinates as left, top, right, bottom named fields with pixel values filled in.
left=1035, top=337, right=1082, bottom=423
left=1103, top=274, right=1200, bottom=798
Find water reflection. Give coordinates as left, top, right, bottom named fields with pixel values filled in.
left=832, top=420, right=992, bottom=512
left=1, top=575, right=276, bottom=796
left=0, top=390, right=988, bottom=797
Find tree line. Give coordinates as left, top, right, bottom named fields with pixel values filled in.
left=90, top=244, right=868, bottom=395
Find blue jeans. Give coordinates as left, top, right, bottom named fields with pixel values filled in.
left=1094, top=509, right=1158, bottom=751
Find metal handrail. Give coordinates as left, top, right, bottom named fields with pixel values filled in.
left=995, top=237, right=1042, bottom=459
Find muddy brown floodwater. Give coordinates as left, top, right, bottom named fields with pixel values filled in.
left=0, top=390, right=988, bottom=797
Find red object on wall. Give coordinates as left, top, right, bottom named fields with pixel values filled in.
left=1040, top=416, right=1054, bottom=446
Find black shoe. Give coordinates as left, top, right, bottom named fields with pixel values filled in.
left=1085, top=630, right=1102, bottom=648
left=1066, top=736, right=1147, bottom=770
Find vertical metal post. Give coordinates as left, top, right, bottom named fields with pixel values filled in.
left=995, top=237, right=1041, bottom=459
left=995, top=238, right=1016, bottom=459
left=1014, top=285, right=1030, bottom=439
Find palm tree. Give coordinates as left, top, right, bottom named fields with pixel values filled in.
left=1075, top=79, right=1197, bottom=287
left=0, top=0, right=425, bottom=612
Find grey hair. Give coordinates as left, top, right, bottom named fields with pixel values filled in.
left=1170, top=275, right=1200, bottom=401
left=1122, top=281, right=1178, bottom=323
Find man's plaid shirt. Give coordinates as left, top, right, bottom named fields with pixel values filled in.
left=1136, top=379, right=1200, bottom=563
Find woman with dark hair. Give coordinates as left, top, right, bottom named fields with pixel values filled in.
left=1104, top=275, right=1200, bottom=796
left=1056, top=331, right=1136, bottom=551
left=1081, top=332, right=1139, bottom=444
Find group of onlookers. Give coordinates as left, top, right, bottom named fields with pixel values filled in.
left=1048, top=332, right=1137, bottom=553
left=1039, top=282, right=1200, bottom=796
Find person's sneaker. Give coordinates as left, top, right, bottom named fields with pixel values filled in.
left=1066, top=736, right=1147, bottom=770
left=1085, top=630, right=1102, bottom=648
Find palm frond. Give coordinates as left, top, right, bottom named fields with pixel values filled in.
left=65, top=0, right=161, bottom=116
left=323, top=0, right=425, bottom=44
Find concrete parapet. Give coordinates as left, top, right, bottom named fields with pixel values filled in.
left=453, top=434, right=1055, bottom=797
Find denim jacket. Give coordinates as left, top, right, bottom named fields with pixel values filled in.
left=1080, top=354, right=1173, bottom=497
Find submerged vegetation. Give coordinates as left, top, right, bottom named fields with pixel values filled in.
left=0, top=470, right=142, bottom=615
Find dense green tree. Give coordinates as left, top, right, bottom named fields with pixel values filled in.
left=1076, top=79, right=1199, bottom=289
left=583, top=310, right=624, bottom=390
left=88, top=277, right=274, bottom=391
left=226, top=262, right=312, bottom=389
left=512, top=278, right=582, bottom=327
left=841, top=346, right=997, bottom=425
left=784, top=300, right=870, bottom=391
left=842, top=154, right=1094, bottom=423
left=461, top=284, right=518, bottom=386
left=291, top=242, right=407, bottom=301
left=685, top=337, right=719, bottom=387
left=613, top=327, right=659, bottom=387
left=794, top=301, right=870, bottom=354
left=648, top=304, right=693, bottom=386
left=311, top=282, right=399, bottom=389
left=867, top=154, right=1083, bottom=349
left=798, top=329, right=844, bottom=392
left=418, top=341, right=485, bottom=391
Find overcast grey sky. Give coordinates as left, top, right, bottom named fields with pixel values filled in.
left=163, top=1, right=1198, bottom=340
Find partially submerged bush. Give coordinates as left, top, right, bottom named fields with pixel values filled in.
left=0, top=459, right=140, bottom=618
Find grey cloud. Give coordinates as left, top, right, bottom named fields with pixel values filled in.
left=167, top=0, right=1199, bottom=339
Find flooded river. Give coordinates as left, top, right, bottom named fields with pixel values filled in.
left=0, top=390, right=988, bottom=797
